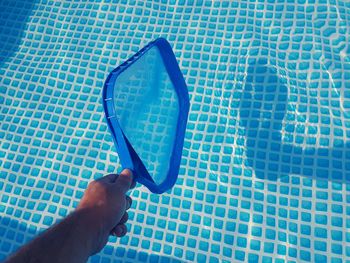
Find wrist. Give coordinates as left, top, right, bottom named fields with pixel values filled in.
left=71, top=209, right=109, bottom=255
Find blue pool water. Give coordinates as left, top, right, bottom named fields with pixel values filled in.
left=0, top=0, right=349, bottom=262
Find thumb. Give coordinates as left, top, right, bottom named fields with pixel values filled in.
left=115, top=169, right=133, bottom=193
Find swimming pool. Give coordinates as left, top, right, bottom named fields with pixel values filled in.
left=0, top=0, right=349, bottom=262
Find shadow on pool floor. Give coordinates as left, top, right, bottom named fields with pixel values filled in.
left=239, top=58, right=350, bottom=183
left=0, top=0, right=37, bottom=66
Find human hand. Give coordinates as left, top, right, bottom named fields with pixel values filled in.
left=76, top=169, right=135, bottom=254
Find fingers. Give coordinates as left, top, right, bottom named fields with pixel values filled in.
left=126, top=196, right=132, bottom=210
left=130, top=179, right=136, bottom=189
left=115, top=169, right=133, bottom=193
left=111, top=224, right=127, bottom=237
left=110, top=210, right=129, bottom=237
left=119, top=212, right=128, bottom=224
left=96, top=169, right=136, bottom=190
left=95, top=173, right=118, bottom=183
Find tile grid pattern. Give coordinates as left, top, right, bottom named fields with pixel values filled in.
left=0, top=0, right=349, bottom=262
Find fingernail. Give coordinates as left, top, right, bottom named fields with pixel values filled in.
left=122, top=169, right=133, bottom=178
